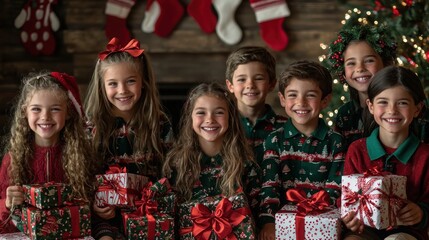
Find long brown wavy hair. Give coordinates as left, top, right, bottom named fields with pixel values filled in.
left=6, top=71, right=94, bottom=201
left=84, top=50, right=168, bottom=162
left=163, top=83, right=254, bottom=201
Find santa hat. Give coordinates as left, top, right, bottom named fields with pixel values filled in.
left=50, top=72, right=83, bottom=118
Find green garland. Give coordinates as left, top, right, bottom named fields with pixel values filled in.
left=325, top=24, right=397, bottom=83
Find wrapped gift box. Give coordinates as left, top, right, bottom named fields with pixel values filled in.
left=121, top=178, right=176, bottom=239
left=23, top=183, right=73, bottom=209
left=178, top=193, right=255, bottom=240
left=341, top=174, right=407, bottom=229
left=0, top=232, right=95, bottom=240
left=21, top=203, right=91, bottom=239
left=275, top=204, right=341, bottom=240
left=95, top=167, right=148, bottom=208
left=122, top=212, right=174, bottom=240
left=142, top=178, right=176, bottom=214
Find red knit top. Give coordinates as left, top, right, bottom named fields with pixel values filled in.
left=0, top=144, right=65, bottom=233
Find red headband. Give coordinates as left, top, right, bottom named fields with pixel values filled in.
left=98, top=37, right=145, bottom=60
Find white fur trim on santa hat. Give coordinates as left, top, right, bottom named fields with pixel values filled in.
left=68, top=90, right=83, bottom=118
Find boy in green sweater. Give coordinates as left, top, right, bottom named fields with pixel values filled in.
left=259, top=60, right=345, bottom=240
left=225, top=46, right=287, bottom=166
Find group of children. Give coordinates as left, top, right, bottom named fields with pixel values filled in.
left=0, top=23, right=428, bottom=240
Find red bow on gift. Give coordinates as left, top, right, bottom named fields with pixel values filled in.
left=185, top=198, right=249, bottom=240
left=134, top=182, right=158, bottom=214
left=342, top=178, right=383, bottom=228
left=105, top=164, right=127, bottom=174
left=363, top=166, right=389, bottom=177
left=286, top=189, right=331, bottom=215
left=98, top=37, right=144, bottom=60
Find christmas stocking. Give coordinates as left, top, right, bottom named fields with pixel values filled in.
left=187, top=0, right=217, bottom=34
left=249, top=0, right=290, bottom=51
left=14, top=0, right=60, bottom=56
left=212, top=0, right=242, bottom=45
left=105, top=0, right=136, bottom=46
left=141, top=0, right=184, bottom=37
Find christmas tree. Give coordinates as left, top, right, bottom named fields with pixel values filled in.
left=319, top=0, right=429, bottom=125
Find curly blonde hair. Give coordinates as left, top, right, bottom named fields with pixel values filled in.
left=84, top=50, right=168, bottom=163
left=163, top=83, right=254, bottom=201
left=7, top=71, right=94, bottom=201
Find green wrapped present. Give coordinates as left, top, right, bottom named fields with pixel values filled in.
left=122, top=212, right=174, bottom=240
left=178, top=193, right=256, bottom=240
left=121, top=178, right=176, bottom=239
left=23, top=183, right=73, bottom=209
left=22, top=202, right=91, bottom=239
left=142, top=178, right=176, bottom=214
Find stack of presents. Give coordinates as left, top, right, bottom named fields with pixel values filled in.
left=11, top=182, right=92, bottom=239
left=275, top=166, right=407, bottom=239
left=94, top=164, right=255, bottom=239
left=8, top=166, right=408, bottom=239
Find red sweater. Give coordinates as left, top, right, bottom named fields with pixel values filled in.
left=344, top=129, right=429, bottom=240
left=0, top=144, right=65, bottom=233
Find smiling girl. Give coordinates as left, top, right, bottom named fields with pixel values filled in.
left=0, top=71, right=94, bottom=233
left=342, top=66, right=429, bottom=240
left=84, top=37, right=173, bottom=239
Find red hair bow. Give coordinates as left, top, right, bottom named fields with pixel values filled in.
left=98, top=37, right=144, bottom=60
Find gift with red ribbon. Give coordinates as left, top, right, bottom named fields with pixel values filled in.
left=94, top=165, right=148, bottom=208
left=21, top=201, right=91, bottom=240
left=23, top=182, right=74, bottom=210
left=275, top=189, right=341, bottom=240
left=121, top=178, right=175, bottom=239
left=341, top=169, right=407, bottom=230
left=178, top=193, right=255, bottom=240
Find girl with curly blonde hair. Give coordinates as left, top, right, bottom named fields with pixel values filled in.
left=0, top=71, right=94, bottom=233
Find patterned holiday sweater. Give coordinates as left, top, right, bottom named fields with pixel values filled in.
left=260, top=118, right=345, bottom=225
left=89, top=116, right=174, bottom=179
left=344, top=128, right=429, bottom=240
left=334, top=100, right=364, bottom=148
left=0, top=144, right=65, bottom=233
left=240, top=104, right=288, bottom=166
left=192, top=154, right=260, bottom=205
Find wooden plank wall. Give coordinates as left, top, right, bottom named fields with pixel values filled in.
left=0, top=0, right=367, bottom=140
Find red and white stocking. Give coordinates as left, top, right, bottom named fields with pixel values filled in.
left=141, top=0, right=184, bottom=37
left=105, top=0, right=136, bottom=46
left=213, top=0, right=242, bottom=45
left=187, top=0, right=217, bottom=34
left=14, top=0, right=60, bottom=56
left=249, top=0, right=290, bottom=51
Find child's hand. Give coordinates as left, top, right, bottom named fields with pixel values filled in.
left=259, top=223, right=275, bottom=240
left=397, top=201, right=423, bottom=226
left=5, top=185, right=24, bottom=209
left=342, top=211, right=364, bottom=233
left=93, top=202, right=116, bottom=219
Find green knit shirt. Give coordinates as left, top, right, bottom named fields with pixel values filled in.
left=260, top=118, right=345, bottom=225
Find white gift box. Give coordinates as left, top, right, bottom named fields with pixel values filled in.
left=341, top=174, right=407, bottom=230
left=275, top=204, right=341, bottom=240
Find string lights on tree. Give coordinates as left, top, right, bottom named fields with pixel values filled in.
left=319, top=0, right=429, bottom=126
